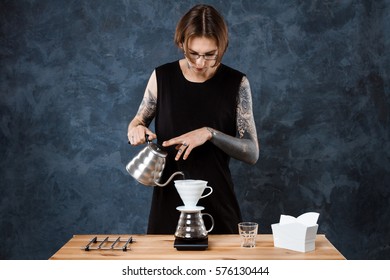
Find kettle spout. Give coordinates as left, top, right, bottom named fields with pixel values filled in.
left=155, top=171, right=185, bottom=187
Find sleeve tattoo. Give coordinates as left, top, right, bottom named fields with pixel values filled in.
left=208, top=76, right=259, bottom=164
left=135, top=87, right=157, bottom=127
left=236, top=76, right=257, bottom=139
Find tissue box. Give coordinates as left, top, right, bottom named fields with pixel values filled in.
left=271, top=212, right=319, bottom=253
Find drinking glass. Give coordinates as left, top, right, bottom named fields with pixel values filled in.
left=238, top=222, right=258, bottom=248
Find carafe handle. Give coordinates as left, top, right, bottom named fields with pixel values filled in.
left=202, top=213, right=214, bottom=233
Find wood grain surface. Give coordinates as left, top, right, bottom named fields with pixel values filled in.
left=50, top=234, right=345, bottom=260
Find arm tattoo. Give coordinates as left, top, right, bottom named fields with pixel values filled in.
left=136, top=88, right=156, bottom=127
left=208, top=76, right=259, bottom=164
left=236, top=76, right=256, bottom=139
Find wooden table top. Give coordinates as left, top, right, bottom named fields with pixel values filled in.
left=50, top=234, right=345, bottom=260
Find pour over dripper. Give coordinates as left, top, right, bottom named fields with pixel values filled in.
left=174, top=180, right=213, bottom=207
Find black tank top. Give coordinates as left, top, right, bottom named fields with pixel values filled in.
left=147, top=60, right=245, bottom=234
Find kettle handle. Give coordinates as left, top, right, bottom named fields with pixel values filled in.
left=144, top=133, right=184, bottom=187
left=127, top=133, right=151, bottom=145
left=145, top=134, right=151, bottom=144
left=202, top=213, right=214, bottom=233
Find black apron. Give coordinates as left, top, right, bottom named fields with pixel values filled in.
left=147, top=61, right=245, bottom=234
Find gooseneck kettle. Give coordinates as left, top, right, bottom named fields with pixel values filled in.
left=126, top=135, right=184, bottom=186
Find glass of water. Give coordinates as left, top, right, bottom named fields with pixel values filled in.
left=238, top=222, right=258, bottom=248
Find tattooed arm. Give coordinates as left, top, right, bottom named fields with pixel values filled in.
left=207, top=76, right=259, bottom=165
left=127, top=70, right=158, bottom=145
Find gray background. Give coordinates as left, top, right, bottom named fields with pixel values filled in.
left=1, top=0, right=389, bottom=259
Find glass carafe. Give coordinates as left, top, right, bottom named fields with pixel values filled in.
left=174, top=210, right=214, bottom=240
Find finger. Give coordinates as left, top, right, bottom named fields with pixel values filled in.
left=129, top=130, right=141, bottom=145
left=145, top=129, right=157, bottom=141
left=128, top=135, right=135, bottom=145
left=134, top=128, right=156, bottom=144
left=163, top=140, right=174, bottom=147
left=162, top=137, right=182, bottom=147
left=127, top=131, right=132, bottom=144
left=182, top=145, right=193, bottom=160
left=175, top=148, right=184, bottom=161
left=134, top=129, right=144, bottom=143
left=175, top=142, right=189, bottom=151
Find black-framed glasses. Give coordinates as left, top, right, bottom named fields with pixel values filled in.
left=185, top=51, right=218, bottom=61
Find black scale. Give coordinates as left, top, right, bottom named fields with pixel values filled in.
left=174, top=237, right=208, bottom=251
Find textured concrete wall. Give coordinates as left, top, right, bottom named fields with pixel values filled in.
left=1, top=0, right=389, bottom=259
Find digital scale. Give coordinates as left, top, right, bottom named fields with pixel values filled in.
left=174, top=237, right=208, bottom=251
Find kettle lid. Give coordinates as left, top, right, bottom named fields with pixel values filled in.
left=148, top=142, right=168, bottom=157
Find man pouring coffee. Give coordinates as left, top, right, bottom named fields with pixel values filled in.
left=127, top=4, right=259, bottom=234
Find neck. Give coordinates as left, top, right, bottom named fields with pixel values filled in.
left=180, top=59, right=219, bottom=83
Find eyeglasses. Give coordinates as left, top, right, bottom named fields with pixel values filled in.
left=185, top=51, right=218, bottom=61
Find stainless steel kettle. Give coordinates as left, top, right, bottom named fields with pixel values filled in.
left=126, top=135, right=184, bottom=187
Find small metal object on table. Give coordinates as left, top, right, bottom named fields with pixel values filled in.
left=83, top=236, right=133, bottom=251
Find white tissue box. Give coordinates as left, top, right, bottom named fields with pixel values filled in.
left=271, top=212, right=320, bottom=253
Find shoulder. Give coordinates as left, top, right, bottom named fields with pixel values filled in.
left=217, top=64, right=246, bottom=88
left=219, top=64, right=246, bottom=79
left=156, top=61, right=179, bottom=73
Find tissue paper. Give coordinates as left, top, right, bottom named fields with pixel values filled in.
left=271, top=212, right=320, bottom=253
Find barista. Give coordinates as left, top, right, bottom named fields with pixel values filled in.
left=127, top=4, right=259, bottom=234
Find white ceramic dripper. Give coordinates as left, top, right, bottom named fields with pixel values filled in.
left=174, top=180, right=213, bottom=208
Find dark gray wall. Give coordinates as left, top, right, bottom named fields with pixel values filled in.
left=1, top=0, right=389, bottom=260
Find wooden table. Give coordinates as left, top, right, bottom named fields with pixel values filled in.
left=50, top=234, right=345, bottom=260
